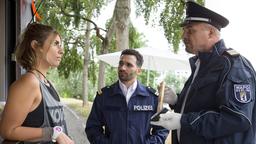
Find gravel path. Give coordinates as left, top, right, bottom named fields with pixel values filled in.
left=63, top=105, right=90, bottom=144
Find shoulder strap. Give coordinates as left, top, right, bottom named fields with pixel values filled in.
left=223, top=48, right=240, bottom=57
left=222, top=49, right=256, bottom=90
left=219, top=49, right=234, bottom=88
left=146, top=86, right=157, bottom=96
left=27, top=71, right=45, bottom=84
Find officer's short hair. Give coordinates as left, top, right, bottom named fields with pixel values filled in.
left=121, top=49, right=144, bottom=67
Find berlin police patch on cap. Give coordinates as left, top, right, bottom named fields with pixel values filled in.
left=234, top=84, right=251, bottom=103
left=180, top=1, right=229, bottom=30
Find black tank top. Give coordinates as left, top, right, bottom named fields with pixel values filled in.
left=22, top=84, right=60, bottom=127
left=19, top=73, right=68, bottom=143
left=22, top=100, right=44, bottom=127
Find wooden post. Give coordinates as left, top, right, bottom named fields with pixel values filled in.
left=157, top=81, right=165, bottom=112
left=157, top=81, right=172, bottom=144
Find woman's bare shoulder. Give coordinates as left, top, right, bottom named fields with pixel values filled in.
left=11, top=72, right=39, bottom=87
left=9, top=72, right=40, bottom=96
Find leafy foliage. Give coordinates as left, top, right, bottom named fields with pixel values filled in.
left=37, top=0, right=108, bottom=78
left=138, top=70, right=158, bottom=88
left=58, top=44, right=83, bottom=78
left=129, top=24, right=147, bottom=49
left=47, top=69, right=82, bottom=98
left=104, top=66, right=118, bottom=86
left=35, top=0, right=194, bottom=100
left=164, top=72, right=188, bottom=93
left=48, top=69, right=97, bottom=101
left=135, top=0, right=204, bottom=52
left=36, top=0, right=150, bottom=99
left=160, top=0, right=184, bottom=52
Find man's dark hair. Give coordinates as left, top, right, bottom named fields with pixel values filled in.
left=121, top=49, right=144, bottom=67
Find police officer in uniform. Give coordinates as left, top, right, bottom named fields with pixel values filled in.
left=85, top=49, right=168, bottom=143
left=151, top=1, right=256, bottom=144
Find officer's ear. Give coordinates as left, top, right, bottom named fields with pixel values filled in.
left=137, top=67, right=142, bottom=75
left=209, top=27, right=215, bottom=37
left=207, top=25, right=220, bottom=43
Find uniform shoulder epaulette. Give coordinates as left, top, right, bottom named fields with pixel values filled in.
left=146, top=86, right=158, bottom=96
left=97, top=89, right=102, bottom=95
left=97, top=86, right=110, bottom=96
left=224, top=49, right=240, bottom=57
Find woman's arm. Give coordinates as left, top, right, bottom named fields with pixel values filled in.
left=0, top=73, right=44, bottom=141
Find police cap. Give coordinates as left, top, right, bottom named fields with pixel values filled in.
left=180, top=1, right=229, bottom=30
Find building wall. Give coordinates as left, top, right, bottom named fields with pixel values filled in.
left=0, top=0, right=32, bottom=101
left=0, top=0, right=6, bottom=101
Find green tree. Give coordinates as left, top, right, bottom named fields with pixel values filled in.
left=38, top=0, right=108, bottom=105
left=164, top=72, right=187, bottom=93
left=135, top=0, right=204, bottom=52
left=96, top=0, right=205, bottom=89
left=36, top=0, right=204, bottom=104
left=36, top=0, right=148, bottom=102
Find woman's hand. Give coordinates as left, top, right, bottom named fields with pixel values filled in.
left=56, top=133, right=74, bottom=144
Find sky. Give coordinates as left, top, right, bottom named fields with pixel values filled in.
left=95, top=0, right=256, bottom=69
left=206, top=0, right=256, bottom=69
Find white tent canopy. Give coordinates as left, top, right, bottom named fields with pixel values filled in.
left=97, top=47, right=190, bottom=72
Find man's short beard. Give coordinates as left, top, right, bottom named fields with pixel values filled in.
left=118, top=71, right=136, bottom=82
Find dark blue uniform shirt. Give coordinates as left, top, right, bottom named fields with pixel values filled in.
left=171, top=40, right=256, bottom=144
left=85, top=81, right=168, bottom=144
